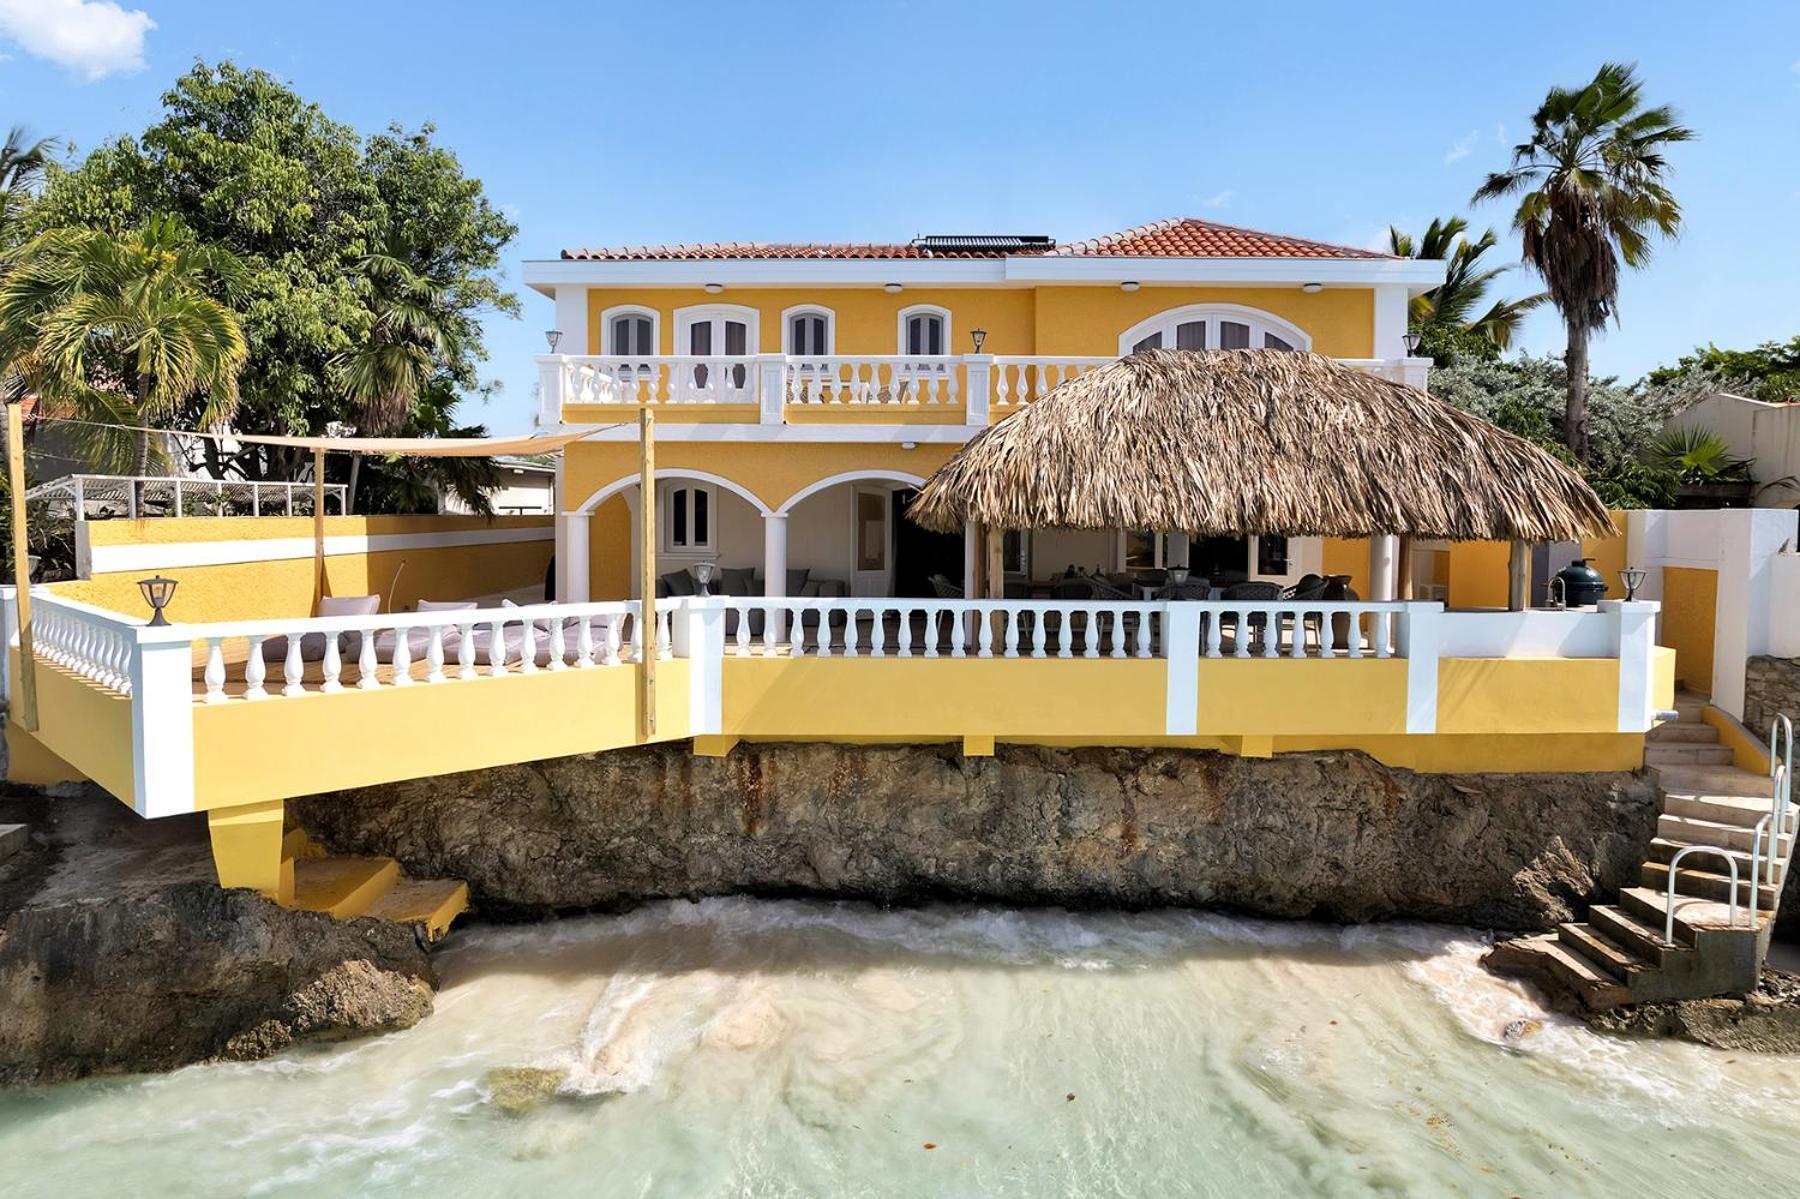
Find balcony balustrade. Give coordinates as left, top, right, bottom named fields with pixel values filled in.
left=538, top=353, right=1431, bottom=427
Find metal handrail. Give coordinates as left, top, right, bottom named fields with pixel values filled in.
left=1665, top=845, right=1741, bottom=944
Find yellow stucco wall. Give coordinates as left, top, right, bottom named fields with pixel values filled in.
left=580, top=285, right=1375, bottom=361
left=192, top=659, right=692, bottom=806
left=1447, top=540, right=1512, bottom=609
left=566, top=439, right=959, bottom=514
left=1581, top=512, right=1629, bottom=592
left=1321, top=538, right=1369, bottom=595
left=53, top=515, right=554, bottom=622
left=1660, top=565, right=1718, bottom=694
left=10, top=658, right=136, bottom=802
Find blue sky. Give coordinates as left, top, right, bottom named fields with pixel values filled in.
left=2, top=0, right=1796, bottom=434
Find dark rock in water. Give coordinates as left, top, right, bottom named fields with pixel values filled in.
left=1584, top=969, right=1800, bottom=1053
left=0, top=790, right=436, bottom=1088
left=295, top=742, right=1658, bottom=930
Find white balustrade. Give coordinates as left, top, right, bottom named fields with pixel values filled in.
left=710, top=597, right=1409, bottom=661
left=785, top=357, right=962, bottom=407
left=31, top=593, right=136, bottom=694
left=560, top=356, right=758, bottom=407
left=989, top=357, right=1112, bottom=410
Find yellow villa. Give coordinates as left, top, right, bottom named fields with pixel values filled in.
left=533, top=218, right=1445, bottom=606
left=11, top=214, right=1727, bottom=941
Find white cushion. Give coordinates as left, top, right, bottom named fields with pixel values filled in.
left=416, top=599, right=478, bottom=612
left=319, top=595, right=379, bottom=617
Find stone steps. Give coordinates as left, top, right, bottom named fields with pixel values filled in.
left=1639, top=861, right=1782, bottom=908
left=1488, top=696, right=1785, bottom=1012
left=292, top=856, right=401, bottom=919
left=1645, top=743, right=1736, bottom=767
left=364, top=878, right=469, bottom=941
left=1662, top=792, right=1794, bottom=830
left=1647, top=722, right=1722, bottom=744
left=1588, top=903, right=1697, bottom=969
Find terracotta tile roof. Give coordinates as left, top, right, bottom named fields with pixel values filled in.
left=560, top=218, right=1392, bottom=262
left=1057, top=217, right=1392, bottom=260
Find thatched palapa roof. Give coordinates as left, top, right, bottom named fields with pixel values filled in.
left=909, top=350, right=1614, bottom=542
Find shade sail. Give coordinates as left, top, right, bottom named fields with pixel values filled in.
left=232, top=428, right=596, bottom=457
left=908, top=349, right=1615, bottom=542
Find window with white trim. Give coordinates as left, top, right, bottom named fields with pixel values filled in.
left=606, top=310, right=656, bottom=357
left=661, top=483, right=715, bottom=553
left=787, top=309, right=832, bottom=357
left=1121, top=306, right=1308, bottom=355
left=899, top=306, right=950, bottom=356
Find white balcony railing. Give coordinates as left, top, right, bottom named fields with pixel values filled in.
left=539, top=353, right=1437, bottom=427
left=4, top=590, right=1659, bottom=818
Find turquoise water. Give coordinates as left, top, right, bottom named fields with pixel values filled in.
left=3, top=899, right=1797, bottom=1196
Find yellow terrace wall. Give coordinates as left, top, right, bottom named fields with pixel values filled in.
left=580, top=285, right=1376, bottom=359
left=55, top=515, right=554, bottom=622
left=191, top=659, right=693, bottom=806
left=1660, top=566, right=1718, bottom=693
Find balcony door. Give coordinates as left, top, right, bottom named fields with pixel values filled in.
left=852, top=485, right=893, bottom=596
left=676, top=306, right=756, bottom=400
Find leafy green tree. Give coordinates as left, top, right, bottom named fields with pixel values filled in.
left=31, top=62, right=518, bottom=498
left=1473, top=62, right=1694, bottom=461
left=1646, top=336, right=1800, bottom=403
left=0, top=216, right=247, bottom=487
left=1388, top=216, right=1545, bottom=362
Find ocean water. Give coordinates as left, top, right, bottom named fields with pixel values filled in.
left=3, top=899, right=1797, bottom=1197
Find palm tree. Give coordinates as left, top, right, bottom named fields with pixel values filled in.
left=0, top=216, right=247, bottom=488
left=0, top=126, right=56, bottom=246
left=1473, top=62, right=1693, bottom=460
left=330, top=237, right=465, bottom=509
left=1388, top=216, right=1545, bottom=351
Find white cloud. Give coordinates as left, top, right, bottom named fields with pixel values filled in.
left=1196, top=189, right=1233, bottom=210
left=0, top=0, right=154, bottom=80
left=1444, top=130, right=1480, bottom=165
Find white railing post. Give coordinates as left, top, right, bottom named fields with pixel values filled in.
left=964, top=354, right=993, bottom=426
left=536, top=354, right=567, bottom=427
left=130, top=635, right=196, bottom=818
left=1397, top=601, right=1441, bottom=734
left=678, top=599, right=726, bottom=735
left=758, top=354, right=786, bottom=425
left=1163, top=603, right=1199, bottom=735
left=1603, top=599, right=1659, bottom=733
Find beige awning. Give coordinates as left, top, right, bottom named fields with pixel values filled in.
left=232, top=428, right=597, bottom=458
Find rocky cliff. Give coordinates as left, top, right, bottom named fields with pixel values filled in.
left=0, top=792, right=435, bottom=1088
left=295, top=743, right=1660, bottom=930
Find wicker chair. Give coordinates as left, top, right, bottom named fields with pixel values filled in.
left=928, top=573, right=965, bottom=599
left=1282, top=574, right=1330, bottom=653
left=1221, top=580, right=1284, bottom=653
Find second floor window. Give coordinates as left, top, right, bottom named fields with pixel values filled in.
left=609, top=313, right=654, bottom=357
left=903, top=310, right=946, bottom=356
left=789, top=312, right=830, bottom=358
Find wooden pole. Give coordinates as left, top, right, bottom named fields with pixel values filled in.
left=985, top=525, right=1005, bottom=599
left=311, top=446, right=327, bottom=613
left=5, top=400, right=38, bottom=732
left=1507, top=539, right=1530, bottom=612
left=1396, top=535, right=1416, bottom=601
left=638, top=405, right=657, bottom=737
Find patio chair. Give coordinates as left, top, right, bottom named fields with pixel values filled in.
left=1220, top=580, right=1284, bottom=653
left=1282, top=575, right=1331, bottom=653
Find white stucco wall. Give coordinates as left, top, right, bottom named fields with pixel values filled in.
left=1667, top=393, right=1800, bottom=507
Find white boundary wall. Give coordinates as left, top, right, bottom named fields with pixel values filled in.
left=1625, top=507, right=1800, bottom=719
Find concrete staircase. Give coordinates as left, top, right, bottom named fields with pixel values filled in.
left=1489, top=694, right=1791, bottom=1011
left=281, top=828, right=468, bottom=940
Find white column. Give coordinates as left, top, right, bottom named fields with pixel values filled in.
left=1372, top=284, right=1410, bottom=362
left=1163, top=604, right=1200, bottom=736
left=556, top=511, right=591, bottom=604
left=1367, top=535, right=1399, bottom=601
left=763, top=512, right=789, bottom=644
left=553, top=285, right=587, bottom=355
